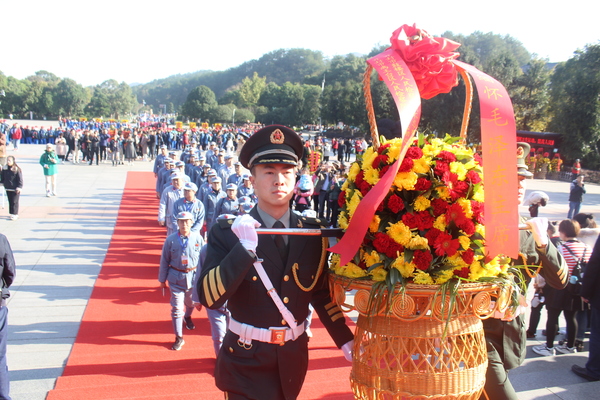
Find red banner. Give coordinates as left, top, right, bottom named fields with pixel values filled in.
left=453, top=60, right=519, bottom=259
left=328, top=50, right=421, bottom=267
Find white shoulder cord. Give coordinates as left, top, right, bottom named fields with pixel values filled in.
left=253, top=258, right=298, bottom=330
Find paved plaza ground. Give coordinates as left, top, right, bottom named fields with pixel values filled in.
left=2, top=137, right=600, bottom=399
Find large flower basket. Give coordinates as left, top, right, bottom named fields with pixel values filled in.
left=327, top=23, right=522, bottom=400
left=329, top=274, right=509, bottom=400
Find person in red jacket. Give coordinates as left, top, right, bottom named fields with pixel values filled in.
left=9, top=125, right=22, bottom=150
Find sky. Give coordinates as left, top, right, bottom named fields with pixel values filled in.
left=2, top=0, right=598, bottom=87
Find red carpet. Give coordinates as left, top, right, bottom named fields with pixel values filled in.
left=46, top=171, right=354, bottom=400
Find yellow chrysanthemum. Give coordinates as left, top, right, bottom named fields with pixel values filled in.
left=458, top=235, right=471, bottom=250
left=392, top=258, right=415, bottom=278
left=347, top=191, right=362, bottom=218
left=363, top=250, right=382, bottom=268
left=450, top=162, right=468, bottom=180
left=369, top=215, right=381, bottom=233
left=413, top=270, right=435, bottom=285
left=338, top=213, right=349, bottom=230
left=475, top=224, right=485, bottom=237
left=386, top=140, right=403, bottom=162
left=393, top=171, right=418, bottom=190
left=436, top=186, right=451, bottom=200
left=422, top=143, right=436, bottom=157
left=336, top=262, right=368, bottom=279
left=330, top=253, right=340, bottom=270
left=433, top=215, right=447, bottom=231
left=361, top=148, right=377, bottom=171
left=412, top=157, right=431, bottom=174
left=434, top=269, right=455, bottom=285
left=407, top=234, right=429, bottom=250
left=448, top=254, right=468, bottom=268
left=347, top=162, right=361, bottom=181
left=370, top=266, right=388, bottom=282
left=386, top=221, right=412, bottom=246
left=468, top=260, right=485, bottom=281
left=341, top=179, right=350, bottom=192
left=364, top=168, right=380, bottom=185
left=463, top=159, right=477, bottom=171
left=457, top=198, right=473, bottom=218
left=472, top=187, right=484, bottom=202
left=414, top=195, right=431, bottom=212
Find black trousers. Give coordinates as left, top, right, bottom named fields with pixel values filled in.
left=6, top=190, right=19, bottom=215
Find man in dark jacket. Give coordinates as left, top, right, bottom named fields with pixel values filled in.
left=572, top=236, right=600, bottom=381
left=0, top=234, right=16, bottom=399
left=567, top=175, right=586, bottom=219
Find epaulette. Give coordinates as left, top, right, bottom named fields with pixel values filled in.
left=298, top=215, right=327, bottom=228
left=217, top=214, right=237, bottom=228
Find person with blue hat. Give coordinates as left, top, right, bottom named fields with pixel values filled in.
left=203, top=176, right=226, bottom=233
left=215, top=183, right=239, bottom=217
left=237, top=196, right=255, bottom=215
left=197, top=169, right=218, bottom=203
left=236, top=173, right=255, bottom=202
left=172, top=182, right=205, bottom=233
left=158, top=172, right=184, bottom=236
left=159, top=211, right=204, bottom=351
left=197, top=125, right=354, bottom=400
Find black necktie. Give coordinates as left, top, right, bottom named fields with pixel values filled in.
left=272, top=220, right=287, bottom=264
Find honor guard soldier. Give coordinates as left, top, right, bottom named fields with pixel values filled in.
left=481, top=142, right=568, bottom=400
left=198, top=125, right=354, bottom=400
left=172, top=182, right=205, bottom=233
left=159, top=211, right=204, bottom=351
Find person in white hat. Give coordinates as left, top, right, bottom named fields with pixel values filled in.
left=158, top=173, right=184, bottom=236
left=39, top=143, right=59, bottom=197
left=171, top=182, right=205, bottom=233
left=159, top=211, right=204, bottom=351
left=215, top=183, right=239, bottom=217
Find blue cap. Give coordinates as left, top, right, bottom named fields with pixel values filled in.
left=211, top=176, right=222, bottom=183
left=176, top=211, right=193, bottom=220
left=226, top=183, right=237, bottom=191
left=184, top=182, right=198, bottom=192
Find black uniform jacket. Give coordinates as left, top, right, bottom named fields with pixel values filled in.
left=483, top=228, right=568, bottom=370
left=198, top=207, right=354, bottom=399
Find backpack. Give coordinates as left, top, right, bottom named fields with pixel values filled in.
left=562, top=243, right=587, bottom=296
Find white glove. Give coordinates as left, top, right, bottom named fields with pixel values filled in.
left=525, top=217, right=549, bottom=248
left=341, top=340, right=354, bottom=362
left=231, top=214, right=261, bottom=253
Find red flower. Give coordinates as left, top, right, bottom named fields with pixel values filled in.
left=378, top=143, right=391, bottom=154
left=387, top=194, right=405, bottom=213
left=379, top=164, right=391, bottom=178
left=454, top=267, right=470, bottom=279
left=389, top=24, right=460, bottom=100
left=471, top=201, right=484, bottom=224
left=373, top=232, right=404, bottom=259
left=402, top=213, right=419, bottom=229
left=415, top=177, right=432, bottom=191
left=466, top=170, right=482, bottom=185
left=431, top=198, right=448, bottom=216
left=413, top=250, right=432, bottom=271
left=434, top=161, right=449, bottom=176
left=406, top=146, right=423, bottom=160
left=338, top=191, right=346, bottom=208
left=433, top=232, right=460, bottom=257
left=446, top=203, right=469, bottom=226
left=461, top=249, right=474, bottom=265
left=458, top=219, right=475, bottom=236
left=425, top=228, right=443, bottom=245
left=399, top=157, right=414, bottom=172
left=372, top=154, right=389, bottom=169
left=415, top=211, right=434, bottom=230
left=437, top=150, right=457, bottom=163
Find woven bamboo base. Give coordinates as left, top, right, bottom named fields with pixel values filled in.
left=351, top=314, right=486, bottom=400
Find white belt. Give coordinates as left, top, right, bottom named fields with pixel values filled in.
left=228, top=317, right=306, bottom=348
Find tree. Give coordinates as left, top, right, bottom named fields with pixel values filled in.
left=88, top=79, right=137, bottom=118
left=548, top=44, right=600, bottom=168
left=181, top=85, right=217, bottom=120
left=238, top=72, right=266, bottom=108
left=512, top=58, right=552, bottom=131
left=53, top=78, right=88, bottom=117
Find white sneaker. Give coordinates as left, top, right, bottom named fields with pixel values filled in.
left=52, top=192, right=57, bottom=196
left=46, top=191, right=51, bottom=197
left=555, top=343, right=577, bottom=354
left=532, top=344, right=556, bottom=356
left=10, top=215, right=18, bottom=220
